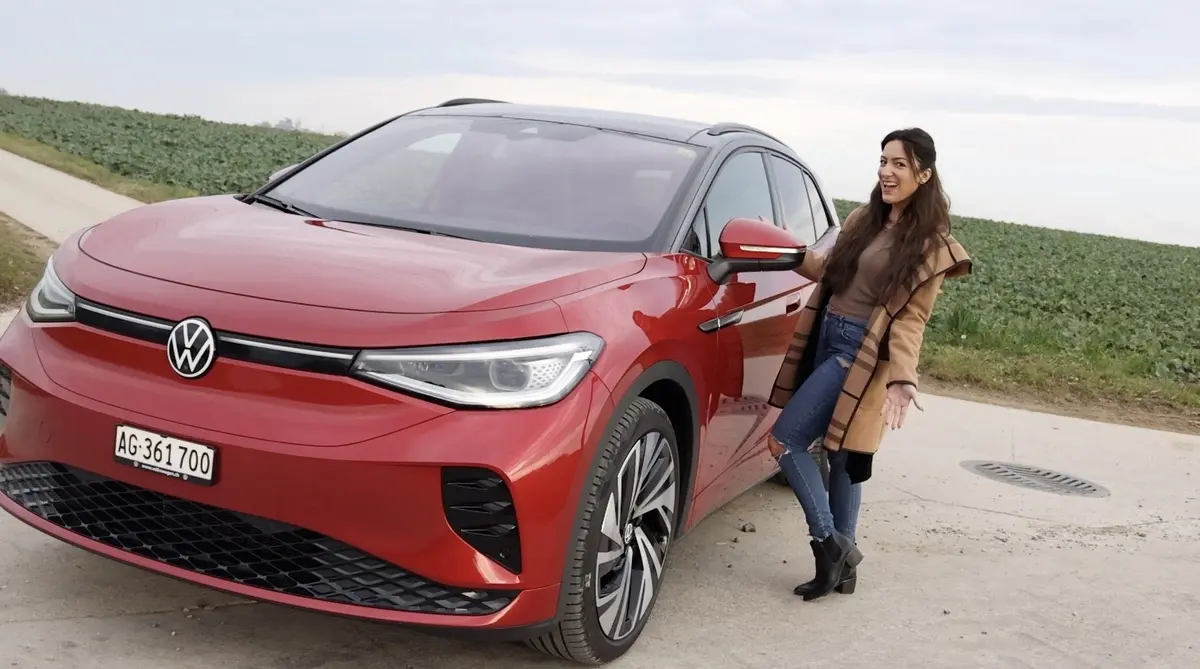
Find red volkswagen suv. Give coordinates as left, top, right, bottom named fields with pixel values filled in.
left=0, top=99, right=841, bottom=663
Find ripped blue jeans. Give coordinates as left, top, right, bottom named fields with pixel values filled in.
left=770, top=308, right=867, bottom=542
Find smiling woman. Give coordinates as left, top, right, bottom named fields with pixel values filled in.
left=0, top=211, right=57, bottom=310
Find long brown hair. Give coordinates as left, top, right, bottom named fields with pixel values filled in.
left=822, top=128, right=952, bottom=303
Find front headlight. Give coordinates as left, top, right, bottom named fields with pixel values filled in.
left=351, top=332, right=604, bottom=408
left=26, top=257, right=76, bottom=323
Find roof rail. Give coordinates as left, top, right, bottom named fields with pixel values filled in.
left=706, top=122, right=784, bottom=145
left=437, top=98, right=509, bottom=107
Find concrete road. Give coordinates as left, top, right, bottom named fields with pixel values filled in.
left=0, top=149, right=141, bottom=244
left=2, top=149, right=1199, bottom=668
left=0, top=149, right=142, bottom=334
left=4, top=396, right=1197, bottom=668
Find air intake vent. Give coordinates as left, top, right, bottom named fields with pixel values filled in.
left=0, top=363, right=11, bottom=427
left=441, top=467, right=522, bottom=574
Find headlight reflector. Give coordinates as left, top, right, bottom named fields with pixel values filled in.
left=351, top=332, right=604, bottom=408
left=26, top=257, right=76, bottom=323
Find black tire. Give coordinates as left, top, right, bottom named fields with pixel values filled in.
left=525, top=397, right=681, bottom=664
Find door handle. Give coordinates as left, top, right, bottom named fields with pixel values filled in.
left=698, top=310, right=744, bottom=333
left=786, top=294, right=803, bottom=313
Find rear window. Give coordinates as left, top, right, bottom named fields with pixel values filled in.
left=266, top=115, right=703, bottom=251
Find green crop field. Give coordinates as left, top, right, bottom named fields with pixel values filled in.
left=2, top=94, right=1197, bottom=429
left=0, top=95, right=335, bottom=197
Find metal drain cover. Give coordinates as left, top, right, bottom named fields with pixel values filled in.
left=961, top=460, right=1110, bottom=498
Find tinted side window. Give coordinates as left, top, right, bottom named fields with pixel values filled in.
left=768, top=156, right=817, bottom=245
left=803, top=172, right=832, bottom=237
left=702, top=152, right=774, bottom=253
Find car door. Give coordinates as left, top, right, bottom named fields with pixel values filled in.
left=684, top=149, right=812, bottom=497
left=753, top=153, right=842, bottom=458
left=716, top=154, right=839, bottom=481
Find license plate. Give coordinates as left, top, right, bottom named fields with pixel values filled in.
left=114, top=425, right=217, bottom=485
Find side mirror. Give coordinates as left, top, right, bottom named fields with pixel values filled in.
left=707, top=217, right=806, bottom=284
left=268, top=163, right=299, bottom=182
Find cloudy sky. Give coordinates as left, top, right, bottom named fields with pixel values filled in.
left=2, top=0, right=1197, bottom=246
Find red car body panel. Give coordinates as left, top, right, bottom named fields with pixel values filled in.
left=69, top=196, right=648, bottom=338
left=554, top=248, right=829, bottom=530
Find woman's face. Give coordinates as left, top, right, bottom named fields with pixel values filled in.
left=877, top=139, right=926, bottom=205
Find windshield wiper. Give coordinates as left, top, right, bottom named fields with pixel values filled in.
left=243, top=193, right=319, bottom=218
left=332, top=216, right=477, bottom=242
left=243, top=196, right=477, bottom=241
left=384, top=223, right=475, bottom=241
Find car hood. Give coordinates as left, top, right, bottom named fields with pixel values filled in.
left=78, top=195, right=647, bottom=314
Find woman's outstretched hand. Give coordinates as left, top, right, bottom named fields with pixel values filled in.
left=883, top=383, right=923, bottom=430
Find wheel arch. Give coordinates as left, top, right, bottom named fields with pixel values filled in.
left=635, top=372, right=698, bottom=528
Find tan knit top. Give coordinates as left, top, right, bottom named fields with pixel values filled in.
left=827, top=226, right=896, bottom=321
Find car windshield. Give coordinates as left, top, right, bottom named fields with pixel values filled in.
left=263, top=115, right=703, bottom=252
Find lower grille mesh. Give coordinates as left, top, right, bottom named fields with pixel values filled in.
left=0, top=461, right=516, bottom=616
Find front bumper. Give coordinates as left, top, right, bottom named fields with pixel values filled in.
left=0, top=311, right=612, bottom=632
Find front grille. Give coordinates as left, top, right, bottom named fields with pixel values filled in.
left=74, top=298, right=358, bottom=376
left=441, top=467, right=522, bottom=574
left=0, top=462, right=517, bottom=616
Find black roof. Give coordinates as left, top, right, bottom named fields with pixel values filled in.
left=409, top=101, right=783, bottom=148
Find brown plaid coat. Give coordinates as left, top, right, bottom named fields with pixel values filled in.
left=769, top=207, right=972, bottom=481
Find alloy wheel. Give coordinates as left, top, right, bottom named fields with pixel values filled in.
left=593, top=430, right=676, bottom=641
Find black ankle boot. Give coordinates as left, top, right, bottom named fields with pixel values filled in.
left=793, top=539, right=858, bottom=597
left=799, top=532, right=863, bottom=602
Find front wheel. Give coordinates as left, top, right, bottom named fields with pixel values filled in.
left=526, top=397, right=680, bottom=664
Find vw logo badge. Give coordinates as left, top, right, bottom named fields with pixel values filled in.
left=167, top=317, right=217, bottom=379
